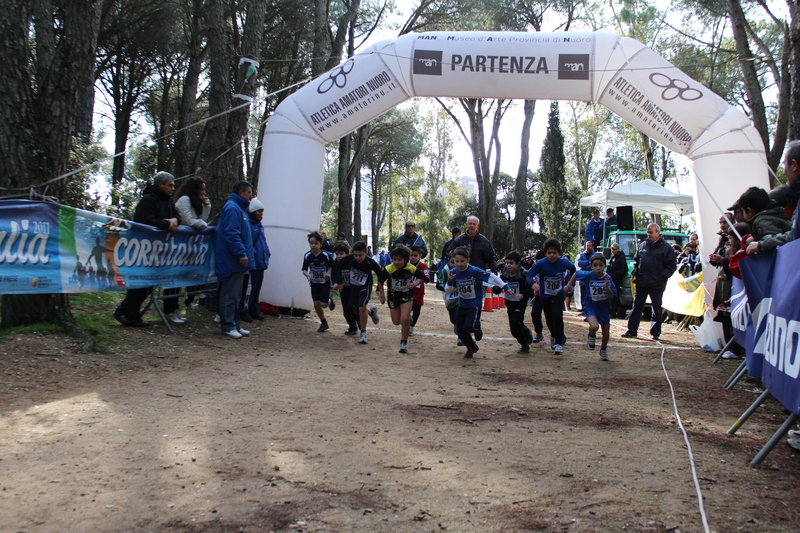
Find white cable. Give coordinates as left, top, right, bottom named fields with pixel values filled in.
left=658, top=339, right=712, bottom=533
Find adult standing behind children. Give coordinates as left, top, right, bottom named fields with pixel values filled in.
left=585, top=209, right=604, bottom=248
left=216, top=181, right=255, bottom=339
left=113, top=171, right=181, bottom=327
left=393, top=221, right=428, bottom=258
left=606, top=243, right=628, bottom=316
left=451, top=216, right=498, bottom=271
left=621, top=223, right=676, bottom=341
left=440, top=227, right=462, bottom=264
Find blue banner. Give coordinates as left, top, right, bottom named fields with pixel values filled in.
left=0, top=200, right=216, bottom=294
left=758, top=240, right=800, bottom=415
left=738, top=252, right=774, bottom=380
left=730, top=276, right=748, bottom=348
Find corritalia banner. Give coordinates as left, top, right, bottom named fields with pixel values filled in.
left=756, top=240, right=800, bottom=415
left=0, top=200, right=216, bottom=294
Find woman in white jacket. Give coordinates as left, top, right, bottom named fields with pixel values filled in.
left=174, top=176, right=212, bottom=311
left=174, top=176, right=211, bottom=229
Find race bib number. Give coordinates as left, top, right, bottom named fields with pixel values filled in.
left=457, top=279, right=477, bottom=300
left=340, top=268, right=351, bottom=286
left=350, top=269, right=369, bottom=286
left=310, top=266, right=327, bottom=283
left=391, top=277, right=410, bottom=292
left=590, top=280, right=608, bottom=301
left=543, top=276, right=562, bottom=296
left=505, top=281, right=520, bottom=300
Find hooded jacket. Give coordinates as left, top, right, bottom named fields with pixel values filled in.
left=215, top=193, right=254, bottom=279
left=133, top=184, right=179, bottom=229
left=249, top=216, right=271, bottom=270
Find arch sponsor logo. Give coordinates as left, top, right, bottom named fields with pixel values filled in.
left=557, top=54, right=590, bottom=80
left=413, top=50, right=442, bottom=76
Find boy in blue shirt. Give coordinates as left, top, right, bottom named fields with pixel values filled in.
left=525, top=238, right=576, bottom=356
left=447, top=246, right=515, bottom=358
left=565, top=253, right=617, bottom=361
left=435, top=252, right=463, bottom=347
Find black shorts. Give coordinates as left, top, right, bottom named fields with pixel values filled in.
left=349, top=285, right=372, bottom=308
left=387, top=290, right=412, bottom=309
left=310, top=282, right=331, bottom=303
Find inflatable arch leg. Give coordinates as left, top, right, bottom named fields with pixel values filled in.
left=257, top=31, right=769, bottom=310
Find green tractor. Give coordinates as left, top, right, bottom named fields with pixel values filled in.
left=604, top=228, right=689, bottom=316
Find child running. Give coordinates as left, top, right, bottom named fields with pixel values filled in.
left=447, top=246, right=515, bottom=358
left=565, top=253, right=617, bottom=361
left=333, top=241, right=381, bottom=343
left=302, top=231, right=336, bottom=332
left=525, top=238, right=576, bottom=355
left=435, top=252, right=462, bottom=346
left=409, top=245, right=430, bottom=335
left=529, top=250, right=546, bottom=343
left=499, top=251, right=535, bottom=353
left=332, top=242, right=359, bottom=335
left=378, top=244, right=421, bottom=353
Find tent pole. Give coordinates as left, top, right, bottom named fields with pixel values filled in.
left=724, top=360, right=748, bottom=389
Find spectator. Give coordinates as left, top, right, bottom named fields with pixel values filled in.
left=709, top=214, right=731, bottom=268
left=336, top=232, right=350, bottom=248
left=450, top=216, right=498, bottom=271
left=320, top=231, right=334, bottom=253
left=393, top=221, right=428, bottom=258
left=239, top=198, right=271, bottom=322
left=216, top=180, right=255, bottom=339
left=748, top=140, right=800, bottom=255
left=440, top=227, right=462, bottom=264
left=113, top=171, right=182, bottom=327
left=607, top=242, right=628, bottom=316
left=678, top=244, right=700, bottom=277
left=585, top=209, right=604, bottom=248
left=689, top=233, right=699, bottom=250
left=605, top=208, right=617, bottom=227
left=174, top=176, right=211, bottom=309
left=621, top=223, right=677, bottom=341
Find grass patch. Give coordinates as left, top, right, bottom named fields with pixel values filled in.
left=71, top=292, right=126, bottom=351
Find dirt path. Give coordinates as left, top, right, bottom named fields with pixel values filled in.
left=1, top=299, right=799, bottom=532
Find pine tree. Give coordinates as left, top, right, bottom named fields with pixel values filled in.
left=538, top=102, right=569, bottom=246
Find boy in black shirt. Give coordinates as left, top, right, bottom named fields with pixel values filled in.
left=333, top=242, right=359, bottom=335
left=333, top=241, right=381, bottom=343
left=499, top=251, right=534, bottom=352
left=378, top=244, right=421, bottom=353
left=302, top=231, right=336, bottom=332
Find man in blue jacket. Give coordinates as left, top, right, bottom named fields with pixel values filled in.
left=216, top=181, right=255, bottom=339
left=585, top=209, right=604, bottom=249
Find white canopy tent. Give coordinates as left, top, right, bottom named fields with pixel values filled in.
left=579, top=179, right=695, bottom=217
left=578, top=179, right=694, bottom=249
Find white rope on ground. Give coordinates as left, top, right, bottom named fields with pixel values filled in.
left=565, top=308, right=712, bottom=533
left=658, top=338, right=712, bottom=533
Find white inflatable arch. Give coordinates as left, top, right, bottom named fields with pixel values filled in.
left=257, top=31, right=768, bottom=310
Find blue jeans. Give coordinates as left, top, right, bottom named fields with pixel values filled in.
left=219, top=271, right=246, bottom=333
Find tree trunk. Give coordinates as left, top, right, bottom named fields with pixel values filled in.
left=514, top=100, right=536, bottom=252
left=727, top=0, right=770, bottom=156
left=174, top=0, right=206, bottom=178
left=336, top=134, right=353, bottom=237
left=354, top=170, right=362, bottom=242
left=0, top=0, right=103, bottom=349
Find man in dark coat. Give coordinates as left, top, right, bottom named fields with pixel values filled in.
left=606, top=243, right=628, bottom=315
left=621, top=223, right=677, bottom=340
left=451, top=216, right=498, bottom=271
left=113, top=172, right=181, bottom=327
left=440, top=227, right=462, bottom=263
left=392, top=220, right=428, bottom=258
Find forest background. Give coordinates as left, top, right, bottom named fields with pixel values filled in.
left=0, top=0, right=797, bottom=337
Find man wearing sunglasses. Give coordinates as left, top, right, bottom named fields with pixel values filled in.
left=392, top=221, right=428, bottom=258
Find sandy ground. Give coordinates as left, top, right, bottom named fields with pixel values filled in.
left=1, top=296, right=799, bottom=533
